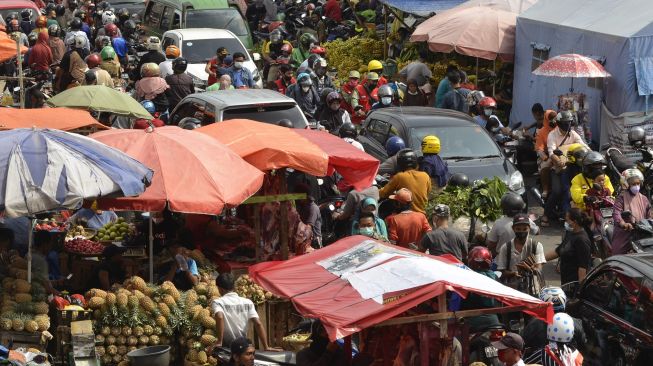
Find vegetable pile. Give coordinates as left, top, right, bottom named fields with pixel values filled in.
left=427, top=177, right=508, bottom=223
left=64, top=238, right=105, bottom=255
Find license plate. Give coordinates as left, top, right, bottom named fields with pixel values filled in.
left=600, top=207, right=613, bottom=218
left=484, top=346, right=498, bottom=358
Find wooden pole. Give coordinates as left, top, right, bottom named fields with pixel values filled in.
left=279, top=170, right=289, bottom=260
left=14, top=33, right=25, bottom=109
left=148, top=212, right=154, bottom=283
left=383, top=5, right=388, bottom=60
left=374, top=305, right=529, bottom=327
left=254, top=204, right=261, bottom=261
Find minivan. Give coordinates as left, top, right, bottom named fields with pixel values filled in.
left=142, top=0, right=253, bottom=49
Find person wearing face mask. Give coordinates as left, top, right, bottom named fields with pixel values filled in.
left=542, top=111, right=589, bottom=226
left=318, top=91, right=351, bottom=133
left=350, top=72, right=378, bottom=122
left=205, top=47, right=229, bottom=87
left=570, top=151, right=614, bottom=210
left=226, top=52, right=255, bottom=89
left=545, top=208, right=592, bottom=285
left=496, top=213, right=546, bottom=290
left=351, top=198, right=387, bottom=240
left=311, top=58, right=333, bottom=95
left=371, top=84, right=394, bottom=110
left=341, top=70, right=362, bottom=123
left=612, top=168, right=652, bottom=254
left=286, top=72, right=320, bottom=116
left=533, top=103, right=558, bottom=199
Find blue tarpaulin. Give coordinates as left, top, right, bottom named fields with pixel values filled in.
left=378, top=0, right=467, bottom=16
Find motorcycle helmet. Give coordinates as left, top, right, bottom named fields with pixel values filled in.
left=368, top=59, right=383, bottom=73
left=326, top=91, right=341, bottom=105
left=377, top=84, right=393, bottom=99
left=68, top=0, right=79, bottom=9
left=539, top=287, right=567, bottom=312
left=547, top=312, right=574, bottom=343
left=385, top=136, right=405, bottom=157
left=277, top=119, right=294, bottom=128
left=269, top=29, right=282, bottom=43
left=145, top=36, right=161, bottom=51
left=104, top=23, right=118, bottom=37
left=27, top=33, right=38, bottom=47
left=339, top=122, right=357, bottom=139
left=467, top=246, right=492, bottom=271
left=102, top=10, right=116, bottom=25
left=140, top=62, right=160, bottom=78
left=567, top=143, right=588, bottom=166
left=397, top=149, right=418, bottom=171
left=55, top=4, right=66, bottom=17
left=366, top=72, right=379, bottom=81
left=297, top=72, right=312, bottom=87
left=123, top=20, right=137, bottom=34
left=179, top=117, right=202, bottom=130
left=478, top=96, right=497, bottom=109
left=21, top=9, right=32, bottom=21
left=165, top=45, right=180, bottom=58
left=117, top=8, right=130, bottom=22
left=628, top=126, right=646, bottom=148
left=48, top=24, right=60, bottom=37
left=84, top=69, right=97, bottom=85
left=97, top=1, right=110, bottom=11
left=299, top=33, right=317, bottom=50
left=73, top=34, right=86, bottom=49
left=310, top=46, right=326, bottom=56
left=421, top=135, right=441, bottom=154
left=85, top=53, right=102, bottom=69
left=556, top=110, right=575, bottom=132
left=100, top=46, right=116, bottom=61
left=45, top=3, right=56, bottom=14
left=582, top=151, right=606, bottom=169
left=70, top=17, right=83, bottom=30
left=140, top=100, right=155, bottom=114
left=172, top=57, right=188, bottom=73
left=96, top=36, right=111, bottom=50
left=500, top=192, right=525, bottom=216
left=448, top=173, right=469, bottom=187
left=313, top=57, right=327, bottom=70
left=36, top=15, right=47, bottom=28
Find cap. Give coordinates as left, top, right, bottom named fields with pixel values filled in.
left=433, top=204, right=450, bottom=217
left=102, top=244, right=126, bottom=258
left=389, top=188, right=412, bottom=204
left=512, top=213, right=529, bottom=226
left=491, top=332, right=524, bottom=351
left=348, top=70, right=360, bottom=79
left=367, top=72, right=379, bottom=81
left=230, top=337, right=253, bottom=355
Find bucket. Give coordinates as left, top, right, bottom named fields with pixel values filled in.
left=127, top=345, right=171, bottom=366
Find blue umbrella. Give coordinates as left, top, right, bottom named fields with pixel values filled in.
left=0, top=128, right=154, bottom=217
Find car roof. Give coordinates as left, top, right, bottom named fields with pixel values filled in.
left=165, top=28, right=237, bottom=40
left=368, top=107, right=478, bottom=128
left=0, top=0, right=40, bottom=10
left=184, top=0, right=230, bottom=9
left=189, top=89, right=298, bottom=108
left=603, top=254, right=653, bottom=278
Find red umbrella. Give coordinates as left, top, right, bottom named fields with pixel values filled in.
left=532, top=53, right=611, bottom=78
left=90, top=126, right=264, bottom=214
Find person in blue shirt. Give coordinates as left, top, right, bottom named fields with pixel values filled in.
left=68, top=203, right=118, bottom=229
left=164, top=239, right=199, bottom=290
left=435, top=64, right=458, bottom=108
left=226, top=52, right=254, bottom=89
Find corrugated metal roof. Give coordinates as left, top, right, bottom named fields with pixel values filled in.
left=378, top=0, right=468, bottom=16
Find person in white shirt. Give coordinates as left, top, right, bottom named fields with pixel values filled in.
left=210, top=273, right=273, bottom=350
left=496, top=213, right=546, bottom=290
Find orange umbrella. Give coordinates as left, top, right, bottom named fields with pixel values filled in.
left=0, top=33, right=27, bottom=63
left=90, top=126, right=264, bottom=214
left=198, top=119, right=329, bottom=177
left=0, top=108, right=108, bottom=131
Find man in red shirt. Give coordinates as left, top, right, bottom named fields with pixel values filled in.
left=274, top=64, right=295, bottom=95
left=385, top=188, right=431, bottom=249
left=205, top=47, right=229, bottom=87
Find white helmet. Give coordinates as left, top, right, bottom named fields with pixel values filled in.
left=146, top=36, right=161, bottom=51
left=621, top=168, right=644, bottom=187
left=539, top=286, right=567, bottom=312
left=101, top=10, right=116, bottom=25
left=547, top=312, right=574, bottom=343
left=73, top=34, right=86, bottom=49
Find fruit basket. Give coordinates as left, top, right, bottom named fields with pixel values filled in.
left=63, top=238, right=105, bottom=257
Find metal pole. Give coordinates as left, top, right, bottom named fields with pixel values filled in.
left=14, top=33, right=25, bottom=109
left=149, top=212, right=154, bottom=283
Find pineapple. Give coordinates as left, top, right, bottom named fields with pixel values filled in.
left=185, top=290, right=199, bottom=308
left=190, top=305, right=203, bottom=318
left=12, top=318, right=24, bottom=332
left=10, top=256, right=28, bottom=269
left=111, top=327, right=122, bottom=337
left=149, top=335, right=160, bottom=345
left=105, top=292, right=117, bottom=306
left=95, top=335, right=105, bottom=344
left=117, top=345, right=127, bottom=356
left=155, top=315, right=167, bottom=328
left=139, top=297, right=156, bottom=313
left=204, top=329, right=216, bottom=336
left=138, top=335, right=149, bottom=345
left=126, top=276, right=147, bottom=292
left=34, top=302, right=49, bottom=315
left=0, top=318, right=12, bottom=331
left=15, top=270, right=28, bottom=281
left=157, top=303, right=170, bottom=318
left=14, top=279, right=31, bottom=293
left=101, top=355, right=112, bottom=365
left=162, top=294, right=176, bottom=308
left=87, top=296, right=105, bottom=309
left=86, top=288, right=107, bottom=299
left=112, top=354, right=122, bottom=364
left=15, top=293, right=32, bottom=303
left=127, top=295, right=139, bottom=308
left=116, top=293, right=128, bottom=308
left=187, top=349, right=199, bottom=362
left=195, top=283, right=208, bottom=295
left=200, top=334, right=217, bottom=347
left=143, top=324, right=154, bottom=336
left=101, top=326, right=111, bottom=336
left=202, top=317, right=216, bottom=329
left=132, top=289, right=145, bottom=299
left=117, top=361, right=129, bottom=366
left=34, top=315, right=49, bottom=331
left=106, top=335, right=116, bottom=345
left=133, top=326, right=144, bottom=337
left=95, top=346, right=105, bottom=357
left=153, top=326, right=163, bottom=335
left=198, top=350, right=208, bottom=364
left=121, top=326, right=132, bottom=337
left=107, top=345, right=118, bottom=356
left=143, top=286, right=154, bottom=297
left=24, top=320, right=38, bottom=333
left=127, top=336, right=138, bottom=346
left=208, top=356, right=218, bottom=366
left=127, top=346, right=137, bottom=353
left=116, top=335, right=126, bottom=346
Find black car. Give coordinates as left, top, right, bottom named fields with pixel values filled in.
left=358, top=107, right=525, bottom=194
left=566, top=254, right=653, bottom=366
left=111, top=0, right=146, bottom=19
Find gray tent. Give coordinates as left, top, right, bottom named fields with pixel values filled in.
left=511, top=0, right=653, bottom=143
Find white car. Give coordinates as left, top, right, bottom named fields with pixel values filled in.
left=161, top=28, right=262, bottom=88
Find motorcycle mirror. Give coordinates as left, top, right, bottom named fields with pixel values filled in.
left=251, top=52, right=261, bottom=61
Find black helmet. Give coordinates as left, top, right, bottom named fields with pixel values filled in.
left=448, top=173, right=469, bottom=187
left=500, top=192, right=525, bottom=216
left=5, top=12, right=19, bottom=25
left=277, top=119, right=294, bottom=128
left=70, top=17, right=83, bottom=30
left=123, top=19, right=137, bottom=32
left=172, top=57, right=188, bottom=73
left=582, top=151, right=606, bottom=167
left=55, top=4, right=66, bottom=16
left=339, top=122, right=357, bottom=139
left=97, top=1, right=110, bottom=10
left=377, top=84, right=393, bottom=99
left=179, top=117, right=202, bottom=130
left=320, top=87, right=335, bottom=104
left=397, top=149, right=418, bottom=171
left=45, top=3, right=56, bottom=14
left=27, top=32, right=38, bottom=46
left=300, top=32, right=318, bottom=49
left=48, top=24, right=60, bottom=37
left=628, top=126, right=646, bottom=148
left=68, top=0, right=79, bottom=9
left=21, top=9, right=32, bottom=20
left=117, top=8, right=130, bottom=21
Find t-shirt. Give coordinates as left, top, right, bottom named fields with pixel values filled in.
left=487, top=216, right=514, bottom=253
left=378, top=170, right=432, bottom=214
left=398, top=61, right=432, bottom=86
left=385, top=211, right=431, bottom=248
left=176, top=258, right=199, bottom=276
left=297, top=201, right=322, bottom=241
left=496, top=238, right=546, bottom=272
left=556, top=230, right=592, bottom=285
left=88, top=260, right=127, bottom=290
left=210, top=292, right=259, bottom=347
left=420, top=227, right=468, bottom=261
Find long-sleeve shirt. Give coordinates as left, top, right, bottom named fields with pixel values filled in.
left=378, top=170, right=432, bottom=214
left=546, top=128, right=588, bottom=156
left=534, top=110, right=556, bottom=153
left=570, top=173, right=614, bottom=209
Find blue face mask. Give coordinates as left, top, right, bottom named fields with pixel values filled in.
left=630, top=185, right=641, bottom=195
left=359, top=227, right=374, bottom=237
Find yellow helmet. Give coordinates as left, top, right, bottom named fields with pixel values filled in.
left=368, top=59, right=383, bottom=72
left=566, top=143, right=588, bottom=165
left=422, top=135, right=441, bottom=154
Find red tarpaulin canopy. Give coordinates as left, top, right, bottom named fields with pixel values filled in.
left=198, top=120, right=379, bottom=190
left=250, top=236, right=552, bottom=341
left=0, top=108, right=108, bottom=131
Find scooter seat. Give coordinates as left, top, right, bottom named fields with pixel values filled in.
left=256, top=350, right=296, bottom=364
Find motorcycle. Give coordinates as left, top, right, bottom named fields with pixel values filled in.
left=621, top=211, right=653, bottom=253
left=467, top=325, right=506, bottom=366
left=584, top=192, right=614, bottom=260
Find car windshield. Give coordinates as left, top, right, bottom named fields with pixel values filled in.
left=409, top=125, right=501, bottom=159
left=185, top=9, right=248, bottom=37
left=2, top=8, right=36, bottom=21
left=182, top=38, right=248, bottom=64
left=222, top=105, right=307, bottom=128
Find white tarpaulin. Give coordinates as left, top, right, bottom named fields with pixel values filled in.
left=600, top=102, right=653, bottom=159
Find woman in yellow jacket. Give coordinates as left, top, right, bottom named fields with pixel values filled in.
left=570, top=151, right=614, bottom=209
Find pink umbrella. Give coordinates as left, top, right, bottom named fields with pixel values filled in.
left=532, top=54, right=611, bottom=78
left=457, top=0, right=539, bottom=13
left=410, top=6, right=517, bottom=61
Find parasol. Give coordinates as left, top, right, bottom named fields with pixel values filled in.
left=532, top=53, right=611, bottom=91
left=46, top=85, right=153, bottom=120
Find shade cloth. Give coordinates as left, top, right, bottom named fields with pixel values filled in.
left=47, top=85, right=152, bottom=120
left=90, top=126, right=264, bottom=215
left=0, top=108, right=108, bottom=131
left=250, top=236, right=553, bottom=341
left=0, top=32, right=27, bottom=63
left=378, top=0, right=466, bottom=16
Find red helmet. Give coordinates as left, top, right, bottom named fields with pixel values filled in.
left=310, top=46, right=326, bottom=56
left=479, top=96, right=497, bottom=109
left=104, top=23, right=118, bottom=37
left=281, top=43, right=293, bottom=54
left=85, top=53, right=102, bottom=69
left=36, top=15, right=48, bottom=28
left=305, top=3, right=315, bottom=12
left=467, top=246, right=492, bottom=271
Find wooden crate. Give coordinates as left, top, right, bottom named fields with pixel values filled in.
left=0, top=330, right=48, bottom=352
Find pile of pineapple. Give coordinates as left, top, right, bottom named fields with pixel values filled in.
left=234, top=275, right=276, bottom=306
left=0, top=255, right=51, bottom=335
left=180, top=276, right=222, bottom=366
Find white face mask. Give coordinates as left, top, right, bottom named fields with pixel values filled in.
left=483, top=108, right=493, bottom=117
left=301, top=85, right=310, bottom=93
left=234, top=61, right=243, bottom=69
left=381, top=97, right=392, bottom=105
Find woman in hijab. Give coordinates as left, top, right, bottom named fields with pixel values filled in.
left=135, top=62, right=169, bottom=113
left=612, top=168, right=652, bottom=254
left=30, top=31, right=53, bottom=72
left=351, top=197, right=388, bottom=240
left=402, top=79, right=427, bottom=107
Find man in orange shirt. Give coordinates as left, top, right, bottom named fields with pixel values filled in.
left=385, top=188, right=431, bottom=249
left=532, top=103, right=557, bottom=198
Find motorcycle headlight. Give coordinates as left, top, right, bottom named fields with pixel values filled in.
left=508, top=170, right=524, bottom=193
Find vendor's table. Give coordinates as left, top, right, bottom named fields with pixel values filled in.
left=0, top=330, right=48, bottom=352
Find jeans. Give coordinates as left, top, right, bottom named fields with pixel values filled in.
left=545, top=169, right=571, bottom=219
